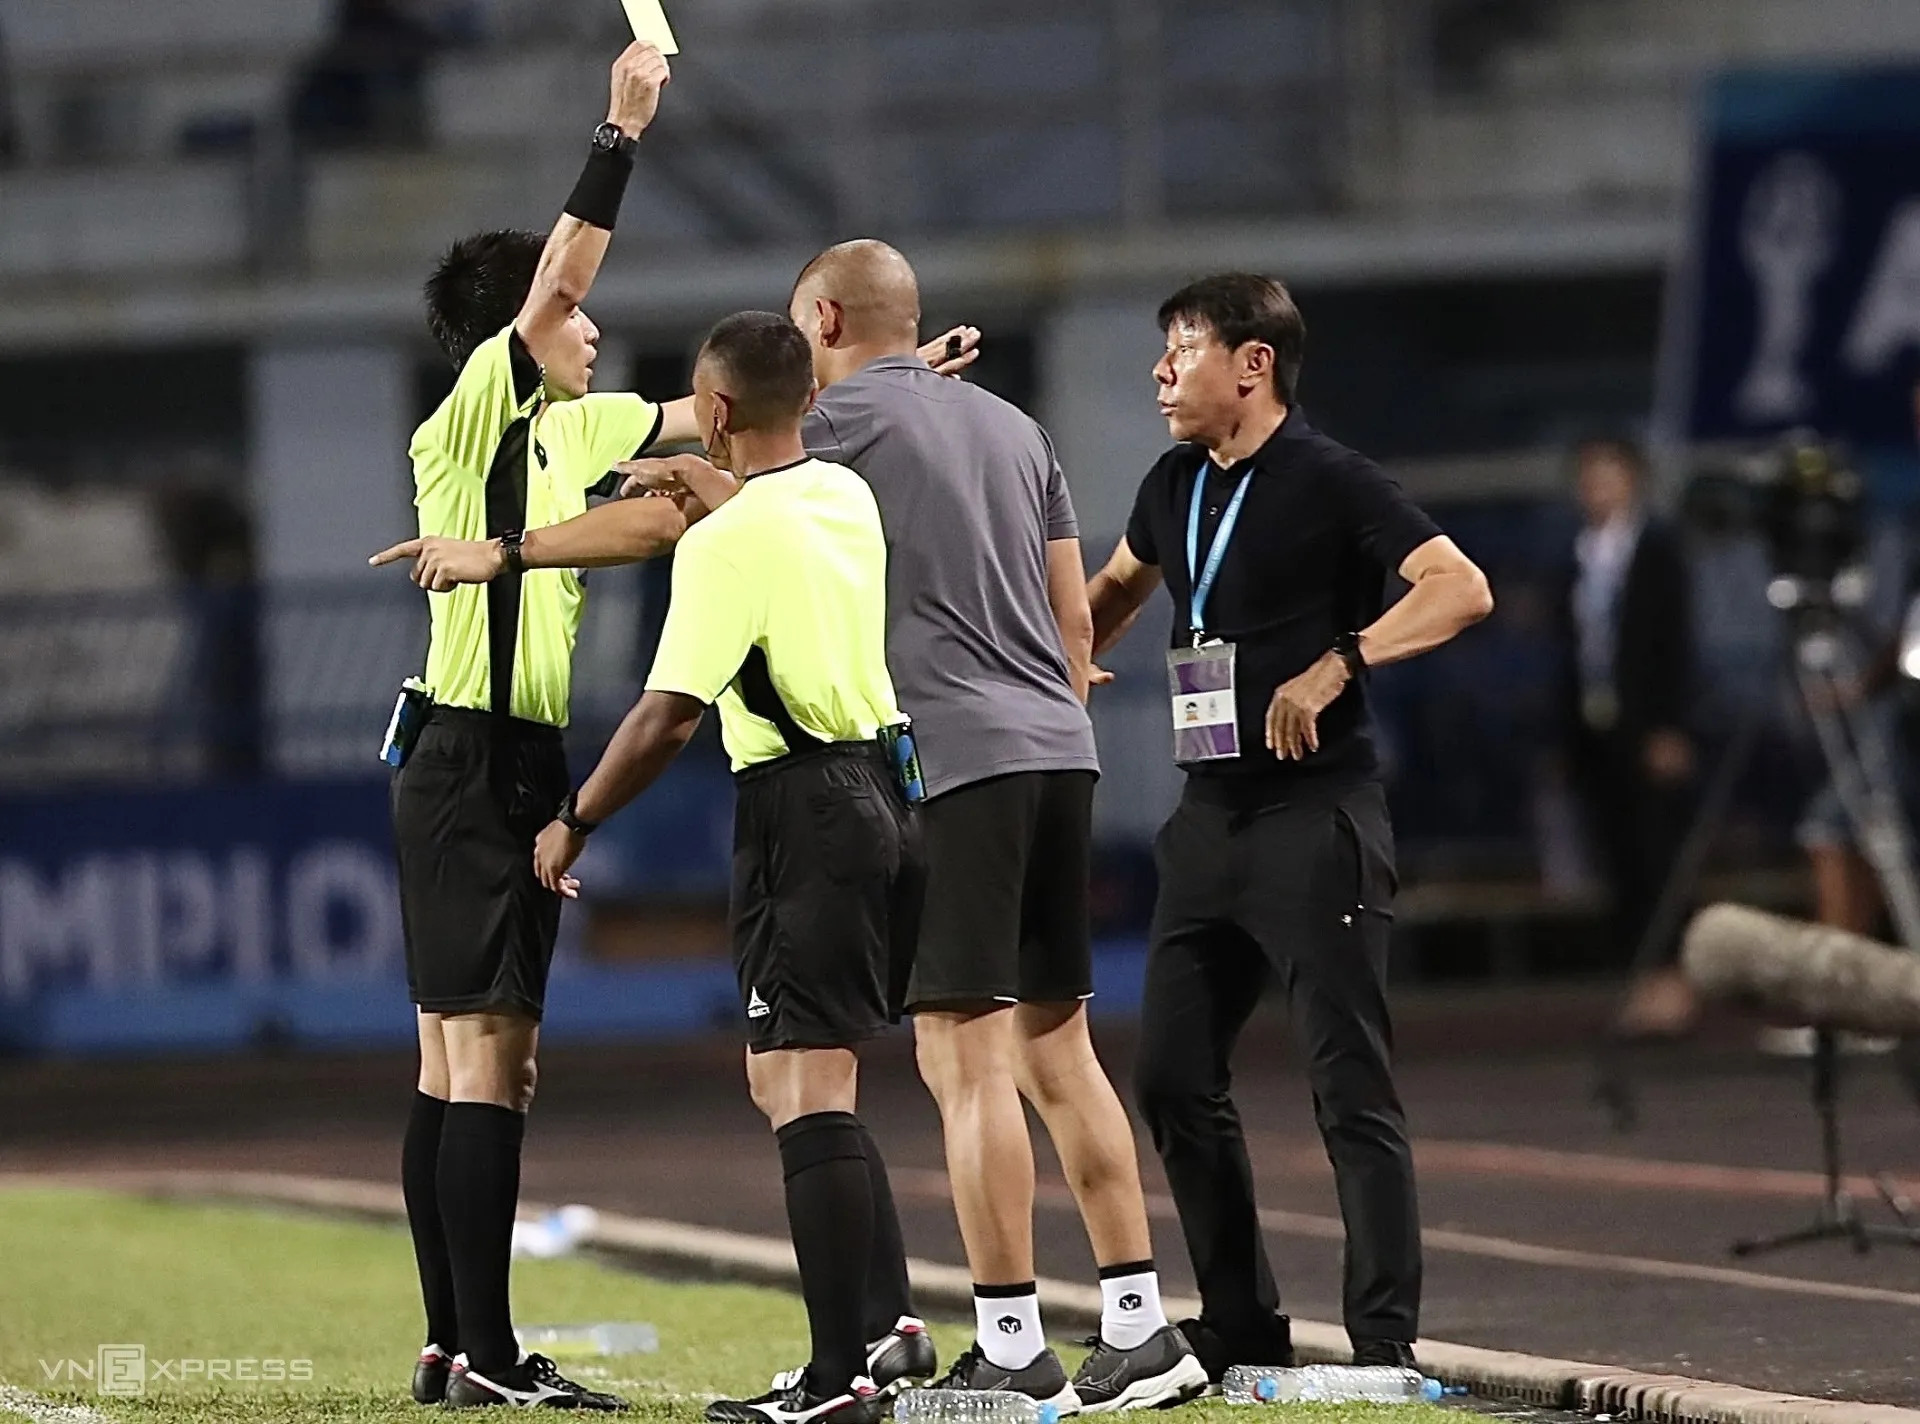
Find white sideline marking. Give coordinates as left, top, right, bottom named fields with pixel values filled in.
left=0, top=1386, right=116, bottom=1424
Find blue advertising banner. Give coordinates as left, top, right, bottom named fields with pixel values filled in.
left=0, top=780, right=401, bottom=1004
left=0, top=769, right=729, bottom=1054
left=0, top=771, right=1147, bottom=1056
left=1673, top=69, right=1920, bottom=462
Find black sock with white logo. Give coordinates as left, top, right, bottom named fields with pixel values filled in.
left=853, top=1122, right=913, bottom=1342
left=403, top=1091, right=460, bottom=1354
left=437, top=1102, right=526, bottom=1376
left=974, top=1281, right=1043, bottom=1370
left=777, top=1111, right=874, bottom=1397
left=1097, top=1259, right=1167, bottom=1350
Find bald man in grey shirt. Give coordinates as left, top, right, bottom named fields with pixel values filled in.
left=802, top=354, right=1098, bottom=795
left=789, top=242, right=1204, bottom=1412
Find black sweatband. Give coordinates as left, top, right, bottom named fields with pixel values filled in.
left=564, top=144, right=635, bottom=231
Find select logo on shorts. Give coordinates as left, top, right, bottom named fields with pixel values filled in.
left=746, top=988, right=771, bottom=1020
left=996, top=1316, right=1023, bottom=1336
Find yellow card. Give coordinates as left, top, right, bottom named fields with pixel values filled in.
left=620, top=0, right=679, bottom=54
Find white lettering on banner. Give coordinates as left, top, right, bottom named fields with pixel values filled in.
left=1844, top=200, right=1920, bottom=375
left=286, top=845, right=402, bottom=981
left=160, top=852, right=222, bottom=974
left=0, top=858, right=120, bottom=998
left=228, top=849, right=273, bottom=984
left=0, top=845, right=401, bottom=1001
left=123, top=854, right=164, bottom=986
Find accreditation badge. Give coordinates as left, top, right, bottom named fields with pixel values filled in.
left=1168, top=641, right=1240, bottom=763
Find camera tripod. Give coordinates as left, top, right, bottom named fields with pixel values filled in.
left=1591, top=599, right=1920, bottom=1256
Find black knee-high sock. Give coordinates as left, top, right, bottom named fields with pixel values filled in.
left=437, top=1102, right=526, bottom=1374
left=854, top=1122, right=913, bottom=1341
left=402, top=1091, right=460, bottom=1352
left=777, top=1111, right=874, bottom=1396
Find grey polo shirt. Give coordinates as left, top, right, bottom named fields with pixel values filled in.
left=803, top=354, right=1100, bottom=799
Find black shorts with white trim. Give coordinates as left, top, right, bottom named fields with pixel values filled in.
left=730, top=743, right=925, bottom=1052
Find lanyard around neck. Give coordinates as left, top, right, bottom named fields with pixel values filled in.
left=1185, top=462, right=1253, bottom=642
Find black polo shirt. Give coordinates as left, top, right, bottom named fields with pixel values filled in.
left=1124, top=413, right=1442, bottom=806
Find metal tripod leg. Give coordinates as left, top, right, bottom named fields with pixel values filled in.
left=1729, top=1029, right=1920, bottom=1256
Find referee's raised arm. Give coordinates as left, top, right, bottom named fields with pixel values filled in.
left=513, top=41, right=669, bottom=383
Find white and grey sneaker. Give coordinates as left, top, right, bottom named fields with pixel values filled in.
left=927, top=1343, right=1082, bottom=1415
left=444, top=1352, right=629, bottom=1410
left=705, top=1370, right=885, bottom=1424
left=1071, top=1328, right=1209, bottom=1412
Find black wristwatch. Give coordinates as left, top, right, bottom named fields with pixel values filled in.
left=556, top=792, right=600, bottom=837
left=498, top=528, right=525, bottom=576
left=591, top=121, right=638, bottom=158
left=1331, top=630, right=1367, bottom=679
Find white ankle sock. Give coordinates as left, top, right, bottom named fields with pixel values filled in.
left=1099, top=1265, right=1168, bottom=1350
left=975, top=1285, right=1044, bottom=1369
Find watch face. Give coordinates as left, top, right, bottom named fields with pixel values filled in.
left=593, top=122, right=619, bottom=150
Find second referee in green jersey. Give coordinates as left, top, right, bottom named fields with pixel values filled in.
left=532, top=311, right=924, bottom=1424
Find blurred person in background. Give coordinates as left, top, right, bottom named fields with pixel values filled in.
left=153, top=481, right=262, bottom=777
left=1556, top=436, right=1697, bottom=1038
left=290, top=0, right=442, bottom=149
left=1773, top=387, right=1920, bottom=1055
left=370, top=42, right=683, bottom=1412
left=1087, top=274, right=1492, bottom=1381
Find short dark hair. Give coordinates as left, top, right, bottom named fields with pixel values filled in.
left=424, top=229, right=545, bottom=368
left=1575, top=434, right=1648, bottom=481
left=697, top=311, right=816, bottom=431
left=1158, top=273, right=1306, bottom=402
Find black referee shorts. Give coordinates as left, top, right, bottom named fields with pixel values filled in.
left=730, top=744, right=924, bottom=1053
left=391, top=708, right=570, bottom=1021
left=906, top=769, right=1095, bottom=1011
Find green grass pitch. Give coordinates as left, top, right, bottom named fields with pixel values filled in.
left=0, top=1186, right=1459, bottom=1424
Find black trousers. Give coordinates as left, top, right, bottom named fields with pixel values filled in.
left=1569, top=725, right=1689, bottom=969
left=1134, top=778, right=1421, bottom=1347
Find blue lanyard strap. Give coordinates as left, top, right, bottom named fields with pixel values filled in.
left=1185, top=462, right=1253, bottom=640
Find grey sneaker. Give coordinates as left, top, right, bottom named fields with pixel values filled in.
left=929, top=1343, right=1082, bottom=1414
left=1072, top=1328, right=1209, bottom=1412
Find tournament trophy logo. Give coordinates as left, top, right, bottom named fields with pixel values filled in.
left=1735, top=151, right=1840, bottom=424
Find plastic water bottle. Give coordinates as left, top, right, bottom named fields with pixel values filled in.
left=510, top=1204, right=601, bottom=1259
left=1221, top=1365, right=1453, bottom=1404
left=516, top=1322, right=659, bottom=1357
left=894, top=1391, right=1060, bottom=1424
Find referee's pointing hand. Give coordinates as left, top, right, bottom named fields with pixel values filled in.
left=369, top=535, right=504, bottom=591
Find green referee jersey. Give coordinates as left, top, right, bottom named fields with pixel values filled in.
left=408, top=324, right=662, bottom=727
left=645, top=457, right=902, bottom=771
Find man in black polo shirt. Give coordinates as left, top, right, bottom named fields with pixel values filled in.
left=1087, top=274, right=1492, bottom=1377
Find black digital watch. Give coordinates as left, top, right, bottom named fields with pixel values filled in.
left=498, top=528, right=526, bottom=576
left=1331, top=630, right=1367, bottom=680
left=556, top=792, right=600, bottom=838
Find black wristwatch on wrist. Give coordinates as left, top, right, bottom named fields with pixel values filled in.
left=498, top=529, right=525, bottom=576
left=556, top=792, right=600, bottom=838
left=591, top=121, right=638, bottom=158
left=1331, top=630, right=1367, bottom=679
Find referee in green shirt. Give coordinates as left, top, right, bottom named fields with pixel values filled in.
left=368, top=41, right=705, bottom=1413
left=532, top=311, right=923, bottom=1424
